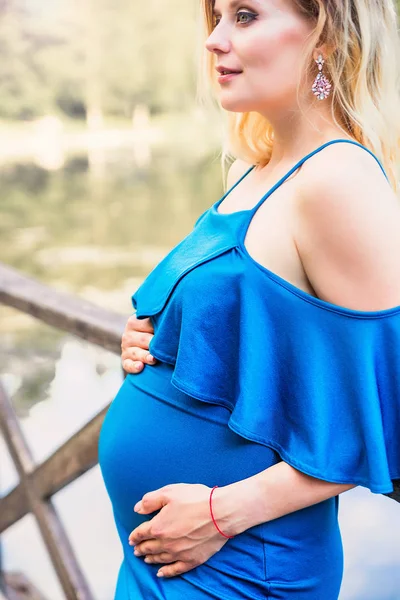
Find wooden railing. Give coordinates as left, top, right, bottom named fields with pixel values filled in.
left=0, top=263, right=127, bottom=600
left=1, top=262, right=399, bottom=599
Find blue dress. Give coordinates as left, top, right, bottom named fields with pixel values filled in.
left=98, top=139, right=400, bottom=599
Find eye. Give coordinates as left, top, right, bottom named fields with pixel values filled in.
left=213, top=15, right=221, bottom=28
left=236, top=10, right=257, bottom=25
left=212, top=9, right=257, bottom=29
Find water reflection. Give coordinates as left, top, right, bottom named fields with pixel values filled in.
left=1, top=147, right=399, bottom=599
left=0, top=146, right=223, bottom=412
left=0, top=146, right=222, bottom=292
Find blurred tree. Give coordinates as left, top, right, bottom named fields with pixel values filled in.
left=0, top=0, right=54, bottom=118
left=0, top=0, right=199, bottom=121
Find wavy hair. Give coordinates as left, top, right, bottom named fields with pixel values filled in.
left=197, top=0, right=400, bottom=193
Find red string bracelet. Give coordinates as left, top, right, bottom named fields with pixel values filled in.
left=209, top=486, right=235, bottom=539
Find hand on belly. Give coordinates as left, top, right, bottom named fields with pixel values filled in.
left=128, top=482, right=229, bottom=579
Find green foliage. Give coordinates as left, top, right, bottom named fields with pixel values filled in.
left=0, top=0, right=199, bottom=121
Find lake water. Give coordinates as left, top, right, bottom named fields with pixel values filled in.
left=1, top=131, right=399, bottom=599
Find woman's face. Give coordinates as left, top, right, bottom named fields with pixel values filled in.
left=205, top=0, right=316, bottom=115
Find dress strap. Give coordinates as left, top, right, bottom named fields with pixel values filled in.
left=248, top=138, right=389, bottom=216
left=220, top=164, right=255, bottom=204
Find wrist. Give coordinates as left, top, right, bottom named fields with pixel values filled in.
left=210, top=476, right=266, bottom=537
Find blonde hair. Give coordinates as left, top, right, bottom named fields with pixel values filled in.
left=197, top=0, right=400, bottom=193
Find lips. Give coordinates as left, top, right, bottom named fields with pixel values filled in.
left=216, top=66, right=242, bottom=75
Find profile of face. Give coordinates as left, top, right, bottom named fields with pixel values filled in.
left=205, top=0, right=319, bottom=115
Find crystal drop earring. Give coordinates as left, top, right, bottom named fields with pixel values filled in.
left=311, top=53, right=332, bottom=101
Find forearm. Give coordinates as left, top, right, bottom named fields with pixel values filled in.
left=213, top=460, right=356, bottom=537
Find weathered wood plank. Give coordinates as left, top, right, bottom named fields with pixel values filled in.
left=0, top=384, right=95, bottom=600
left=0, top=406, right=109, bottom=533
left=0, top=262, right=131, bottom=598
left=0, top=263, right=127, bottom=353
left=3, top=572, right=48, bottom=600
left=0, top=484, right=26, bottom=535
left=34, top=406, right=108, bottom=499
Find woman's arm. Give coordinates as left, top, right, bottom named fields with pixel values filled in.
left=128, top=465, right=355, bottom=579
left=213, top=145, right=400, bottom=537
left=213, top=144, right=400, bottom=533
left=293, top=143, right=400, bottom=312
left=211, top=463, right=356, bottom=537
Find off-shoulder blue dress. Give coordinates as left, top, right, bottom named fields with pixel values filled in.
left=98, top=139, right=400, bottom=600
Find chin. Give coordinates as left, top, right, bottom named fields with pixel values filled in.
left=219, top=95, right=256, bottom=113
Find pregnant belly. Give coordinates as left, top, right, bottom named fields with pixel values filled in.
left=98, top=362, right=343, bottom=598
left=98, top=361, right=281, bottom=530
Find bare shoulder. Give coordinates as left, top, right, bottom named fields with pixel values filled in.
left=299, top=141, right=394, bottom=198
left=226, top=158, right=253, bottom=189
left=293, top=142, right=400, bottom=311
left=297, top=141, right=398, bottom=217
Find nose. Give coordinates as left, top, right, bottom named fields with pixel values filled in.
left=204, top=23, right=231, bottom=54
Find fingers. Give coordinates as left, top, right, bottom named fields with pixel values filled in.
left=121, top=352, right=156, bottom=374
left=121, top=330, right=153, bottom=353
left=132, top=540, right=197, bottom=577
left=122, top=359, right=145, bottom=374
left=157, top=560, right=194, bottom=578
left=126, top=314, right=154, bottom=334
left=122, top=347, right=156, bottom=368
left=133, top=540, right=193, bottom=578
left=143, top=552, right=175, bottom=565
left=121, top=316, right=157, bottom=374
left=132, top=539, right=164, bottom=556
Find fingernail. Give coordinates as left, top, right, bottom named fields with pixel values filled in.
left=147, top=354, right=155, bottom=363
left=134, top=362, right=143, bottom=370
left=157, top=571, right=164, bottom=577
left=134, top=502, right=142, bottom=512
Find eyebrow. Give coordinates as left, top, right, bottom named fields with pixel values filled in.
left=212, top=0, right=256, bottom=15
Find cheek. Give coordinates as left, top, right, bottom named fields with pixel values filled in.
left=242, top=20, right=309, bottom=76
left=279, top=23, right=310, bottom=62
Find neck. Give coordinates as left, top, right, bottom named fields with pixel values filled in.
left=258, top=98, right=353, bottom=170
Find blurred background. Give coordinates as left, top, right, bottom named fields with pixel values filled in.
left=0, top=1, right=399, bottom=599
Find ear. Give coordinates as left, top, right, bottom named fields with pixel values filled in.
left=313, top=43, right=336, bottom=62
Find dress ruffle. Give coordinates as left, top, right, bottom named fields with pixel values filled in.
left=132, top=210, right=400, bottom=497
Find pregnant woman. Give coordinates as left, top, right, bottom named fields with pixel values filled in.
left=99, top=0, right=400, bottom=598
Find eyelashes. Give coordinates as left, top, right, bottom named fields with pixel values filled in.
left=212, top=10, right=258, bottom=29
left=237, top=11, right=257, bottom=25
